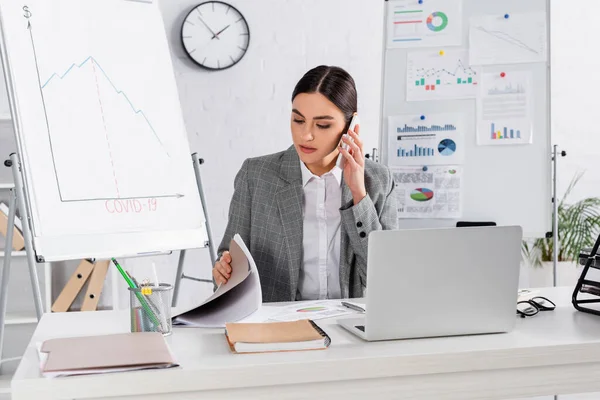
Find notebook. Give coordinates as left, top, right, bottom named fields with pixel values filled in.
left=39, top=332, right=178, bottom=378
left=225, top=319, right=331, bottom=354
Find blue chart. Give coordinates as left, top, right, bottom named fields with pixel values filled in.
left=438, top=139, right=456, bottom=155
left=41, top=55, right=177, bottom=202
left=397, top=144, right=435, bottom=158
left=388, top=113, right=465, bottom=167
left=397, top=123, right=456, bottom=133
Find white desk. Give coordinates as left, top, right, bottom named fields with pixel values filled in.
left=11, top=287, right=600, bottom=400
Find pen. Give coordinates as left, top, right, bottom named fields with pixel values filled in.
left=112, top=258, right=160, bottom=328
left=341, top=301, right=365, bottom=313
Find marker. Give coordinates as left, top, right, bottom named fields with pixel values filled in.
left=112, top=258, right=160, bottom=328
left=341, top=301, right=365, bottom=313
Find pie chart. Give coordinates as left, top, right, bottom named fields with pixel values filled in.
left=438, top=139, right=456, bottom=156
left=427, top=11, right=449, bottom=32
left=410, top=188, right=434, bottom=202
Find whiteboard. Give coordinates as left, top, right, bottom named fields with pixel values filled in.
left=0, top=0, right=207, bottom=261
left=380, top=0, right=551, bottom=238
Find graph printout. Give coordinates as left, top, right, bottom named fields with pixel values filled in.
left=476, top=71, right=533, bottom=146
left=387, top=113, right=466, bottom=167
left=387, top=0, right=462, bottom=49
left=392, top=166, right=463, bottom=219
left=406, top=49, right=480, bottom=101
left=469, top=12, right=548, bottom=65
left=0, top=0, right=204, bottom=244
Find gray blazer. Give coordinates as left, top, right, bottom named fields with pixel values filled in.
left=217, top=146, right=398, bottom=302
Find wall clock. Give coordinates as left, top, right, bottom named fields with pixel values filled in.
left=181, top=1, right=250, bottom=70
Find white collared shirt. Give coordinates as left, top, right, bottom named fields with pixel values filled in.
left=297, top=161, right=342, bottom=300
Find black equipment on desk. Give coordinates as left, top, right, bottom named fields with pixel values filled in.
left=572, top=233, right=600, bottom=315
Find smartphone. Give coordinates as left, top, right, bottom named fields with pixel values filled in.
left=336, top=113, right=359, bottom=169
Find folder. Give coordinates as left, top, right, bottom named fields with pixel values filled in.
left=39, top=332, right=178, bottom=377
left=225, top=319, right=331, bottom=354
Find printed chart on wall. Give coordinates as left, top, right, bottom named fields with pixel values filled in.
left=477, top=71, right=533, bottom=146
left=469, top=12, right=548, bottom=65
left=387, top=113, right=466, bottom=167
left=392, top=166, right=462, bottom=219
left=386, top=0, right=462, bottom=49
left=406, top=49, right=479, bottom=101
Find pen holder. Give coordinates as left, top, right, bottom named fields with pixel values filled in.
left=128, top=283, right=173, bottom=336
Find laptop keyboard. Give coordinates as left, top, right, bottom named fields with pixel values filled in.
left=356, top=325, right=365, bottom=332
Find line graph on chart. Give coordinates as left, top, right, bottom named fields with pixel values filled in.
left=472, top=26, right=540, bottom=55
left=469, top=13, right=547, bottom=65
left=407, top=50, right=480, bottom=101
left=28, top=19, right=181, bottom=202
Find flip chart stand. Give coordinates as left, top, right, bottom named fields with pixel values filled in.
left=0, top=153, right=45, bottom=364
left=171, top=153, right=216, bottom=307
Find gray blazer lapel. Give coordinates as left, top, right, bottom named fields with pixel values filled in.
left=276, top=147, right=303, bottom=300
left=339, top=181, right=354, bottom=298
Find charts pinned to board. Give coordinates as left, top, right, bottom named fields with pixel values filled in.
left=406, top=49, right=480, bottom=101
left=386, top=0, right=462, bottom=49
left=392, top=166, right=463, bottom=219
left=469, top=13, right=548, bottom=65
left=387, top=113, right=466, bottom=167
left=476, top=71, right=533, bottom=146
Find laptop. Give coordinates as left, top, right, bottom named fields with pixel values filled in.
left=338, top=226, right=523, bottom=341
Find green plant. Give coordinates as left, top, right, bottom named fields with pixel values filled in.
left=522, top=172, right=600, bottom=267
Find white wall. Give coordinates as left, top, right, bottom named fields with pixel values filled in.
left=551, top=1, right=600, bottom=202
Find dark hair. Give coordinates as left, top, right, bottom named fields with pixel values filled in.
left=291, top=65, right=358, bottom=131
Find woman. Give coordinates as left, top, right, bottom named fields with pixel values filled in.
left=213, top=65, right=398, bottom=302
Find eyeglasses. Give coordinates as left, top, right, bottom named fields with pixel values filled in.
left=516, top=296, right=556, bottom=318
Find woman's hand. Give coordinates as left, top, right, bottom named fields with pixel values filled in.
left=340, top=124, right=367, bottom=205
left=212, top=251, right=232, bottom=286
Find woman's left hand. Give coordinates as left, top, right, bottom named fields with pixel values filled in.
left=340, top=125, right=367, bottom=205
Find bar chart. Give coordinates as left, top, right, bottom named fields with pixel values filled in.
left=397, top=144, right=435, bottom=157
left=397, top=123, right=456, bottom=133
left=490, top=122, right=521, bottom=140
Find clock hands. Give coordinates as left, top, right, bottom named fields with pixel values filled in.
left=213, top=24, right=231, bottom=39
left=197, top=16, right=220, bottom=40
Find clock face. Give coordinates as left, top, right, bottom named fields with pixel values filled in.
left=181, top=1, right=250, bottom=70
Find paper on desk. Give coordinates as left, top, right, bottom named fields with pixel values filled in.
left=266, top=301, right=355, bottom=323
left=172, top=234, right=262, bottom=328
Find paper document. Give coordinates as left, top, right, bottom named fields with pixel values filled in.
left=267, top=301, right=355, bottom=323
left=477, top=71, right=533, bottom=146
left=393, top=166, right=462, bottom=219
left=469, top=13, right=547, bottom=66
left=387, top=112, right=466, bottom=167
left=386, top=0, right=462, bottom=49
left=172, top=234, right=262, bottom=328
left=406, top=50, right=480, bottom=101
